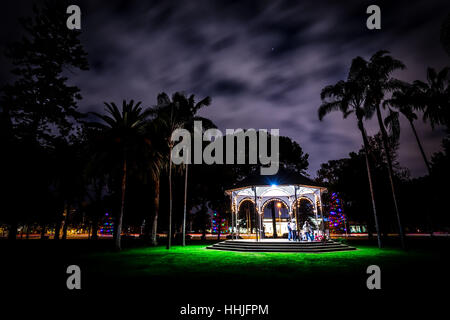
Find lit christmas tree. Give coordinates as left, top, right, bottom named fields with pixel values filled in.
left=99, top=212, right=114, bottom=235
left=328, top=193, right=347, bottom=234
left=211, top=211, right=227, bottom=234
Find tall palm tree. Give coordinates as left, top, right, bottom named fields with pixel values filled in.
left=318, top=56, right=382, bottom=248
left=144, top=119, right=167, bottom=246
left=153, top=92, right=212, bottom=249
left=91, top=100, right=152, bottom=251
left=409, top=67, right=449, bottom=236
left=384, top=84, right=432, bottom=174
left=182, top=148, right=189, bottom=246
left=414, top=67, right=450, bottom=129
left=364, top=50, right=406, bottom=249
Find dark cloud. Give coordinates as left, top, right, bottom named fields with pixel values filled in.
left=210, top=78, right=248, bottom=96
left=1, top=0, right=449, bottom=177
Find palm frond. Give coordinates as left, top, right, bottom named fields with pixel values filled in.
left=318, top=101, right=344, bottom=120
left=320, top=81, right=345, bottom=100
left=384, top=108, right=400, bottom=142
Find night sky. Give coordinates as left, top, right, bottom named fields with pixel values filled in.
left=1, top=0, right=449, bottom=177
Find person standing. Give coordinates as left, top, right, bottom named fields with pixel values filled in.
left=303, top=221, right=312, bottom=242
left=291, top=220, right=298, bottom=241
left=287, top=222, right=292, bottom=241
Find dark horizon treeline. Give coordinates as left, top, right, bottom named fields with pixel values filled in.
left=0, top=2, right=449, bottom=251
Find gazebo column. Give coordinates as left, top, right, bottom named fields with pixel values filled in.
left=231, top=192, right=235, bottom=240
left=294, top=186, right=299, bottom=239
left=232, top=204, right=236, bottom=240
left=236, top=203, right=239, bottom=239
left=236, top=198, right=240, bottom=239
left=318, top=189, right=326, bottom=238
left=313, top=193, right=320, bottom=241
left=233, top=201, right=239, bottom=240
left=253, top=186, right=259, bottom=242
left=230, top=195, right=233, bottom=240
left=313, top=193, right=319, bottom=221
left=260, top=207, right=264, bottom=239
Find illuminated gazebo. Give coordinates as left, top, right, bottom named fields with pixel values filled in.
left=225, top=169, right=327, bottom=241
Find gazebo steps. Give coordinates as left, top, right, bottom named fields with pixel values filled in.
left=206, top=240, right=356, bottom=253
left=216, top=240, right=347, bottom=246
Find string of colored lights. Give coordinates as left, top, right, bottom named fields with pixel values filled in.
left=100, top=212, right=114, bottom=235
left=211, top=211, right=227, bottom=234
left=328, top=193, right=347, bottom=234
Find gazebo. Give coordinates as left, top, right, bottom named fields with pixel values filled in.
left=225, top=169, right=328, bottom=241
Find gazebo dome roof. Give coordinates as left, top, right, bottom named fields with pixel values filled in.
left=225, top=167, right=326, bottom=193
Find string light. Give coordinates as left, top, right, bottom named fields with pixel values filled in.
left=328, top=193, right=347, bottom=234
left=100, top=212, right=114, bottom=235
left=211, top=211, right=227, bottom=234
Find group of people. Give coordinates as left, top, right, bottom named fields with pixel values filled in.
left=287, top=220, right=315, bottom=242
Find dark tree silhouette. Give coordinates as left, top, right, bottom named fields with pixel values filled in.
left=152, top=92, right=212, bottom=249
left=364, top=51, right=407, bottom=249
left=90, top=100, right=152, bottom=250
left=1, top=2, right=88, bottom=143
left=384, top=83, right=432, bottom=174
left=0, top=1, right=88, bottom=239
left=441, top=13, right=450, bottom=57
left=414, top=67, right=450, bottom=129
left=318, top=56, right=383, bottom=248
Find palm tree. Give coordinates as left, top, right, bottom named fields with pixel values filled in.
left=364, top=50, right=406, bottom=249
left=384, top=84, right=432, bottom=174
left=318, top=56, right=383, bottom=248
left=91, top=100, right=152, bottom=251
left=414, top=67, right=450, bottom=129
left=182, top=148, right=189, bottom=246
left=153, top=92, right=212, bottom=249
left=144, top=119, right=167, bottom=246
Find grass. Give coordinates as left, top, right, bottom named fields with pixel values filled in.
left=3, top=238, right=448, bottom=299
left=2, top=238, right=449, bottom=318
left=81, top=243, right=432, bottom=280
left=62, top=240, right=448, bottom=311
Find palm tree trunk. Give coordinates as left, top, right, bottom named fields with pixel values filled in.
left=375, top=106, right=405, bottom=249
left=201, top=203, right=207, bottom=241
left=151, top=177, right=160, bottom=246
left=62, top=218, right=68, bottom=239
left=115, top=158, right=127, bottom=251
left=55, top=203, right=67, bottom=240
left=40, top=224, right=46, bottom=239
left=54, top=213, right=62, bottom=240
left=358, top=119, right=382, bottom=248
left=91, top=181, right=102, bottom=240
left=167, top=147, right=173, bottom=249
left=8, top=221, right=17, bottom=240
left=217, top=212, right=221, bottom=240
left=91, top=215, right=99, bottom=240
left=408, top=119, right=433, bottom=234
left=409, top=119, right=431, bottom=175
left=182, top=155, right=188, bottom=246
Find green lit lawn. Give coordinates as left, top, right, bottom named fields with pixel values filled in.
left=82, top=244, right=434, bottom=280
left=3, top=239, right=448, bottom=298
